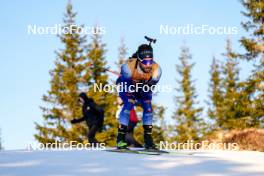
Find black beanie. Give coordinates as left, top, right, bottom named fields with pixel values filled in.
left=79, top=92, right=89, bottom=103
left=137, top=44, right=153, bottom=60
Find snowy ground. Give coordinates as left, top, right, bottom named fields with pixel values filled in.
left=0, top=149, right=264, bottom=176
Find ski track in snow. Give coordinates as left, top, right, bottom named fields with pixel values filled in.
left=0, top=149, right=264, bottom=176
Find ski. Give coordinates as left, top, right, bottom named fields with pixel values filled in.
left=105, top=148, right=161, bottom=155
left=137, top=149, right=170, bottom=154
left=167, top=151, right=194, bottom=155
left=138, top=149, right=194, bottom=155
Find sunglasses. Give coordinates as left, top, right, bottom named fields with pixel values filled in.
left=141, top=59, right=153, bottom=66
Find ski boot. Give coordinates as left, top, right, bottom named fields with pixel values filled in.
left=117, top=124, right=128, bottom=149
left=143, top=125, right=158, bottom=151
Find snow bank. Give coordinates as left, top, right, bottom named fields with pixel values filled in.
left=0, top=149, right=264, bottom=176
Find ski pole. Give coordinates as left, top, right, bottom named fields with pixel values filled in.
left=104, top=68, right=121, bottom=76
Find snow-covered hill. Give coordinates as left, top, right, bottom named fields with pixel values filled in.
left=0, top=149, right=264, bottom=176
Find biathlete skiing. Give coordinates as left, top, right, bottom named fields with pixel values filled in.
left=116, top=36, right=162, bottom=151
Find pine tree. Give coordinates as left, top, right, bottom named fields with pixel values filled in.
left=35, top=2, right=90, bottom=145
left=239, top=0, right=264, bottom=127
left=86, top=32, right=118, bottom=146
left=221, top=39, right=242, bottom=129
left=240, top=0, right=264, bottom=60
left=115, top=37, right=127, bottom=68
left=207, top=56, right=224, bottom=129
left=172, top=46, right=203, bottom=143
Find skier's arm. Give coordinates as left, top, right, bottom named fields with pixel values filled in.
left=71, top=117, right=85, bottom=124
left=120, top=64, right=132, bottom=81
left=148, top=65, right=162, bottom=85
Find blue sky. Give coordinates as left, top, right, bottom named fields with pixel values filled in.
left=0, top=0, right=252, bottom=149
